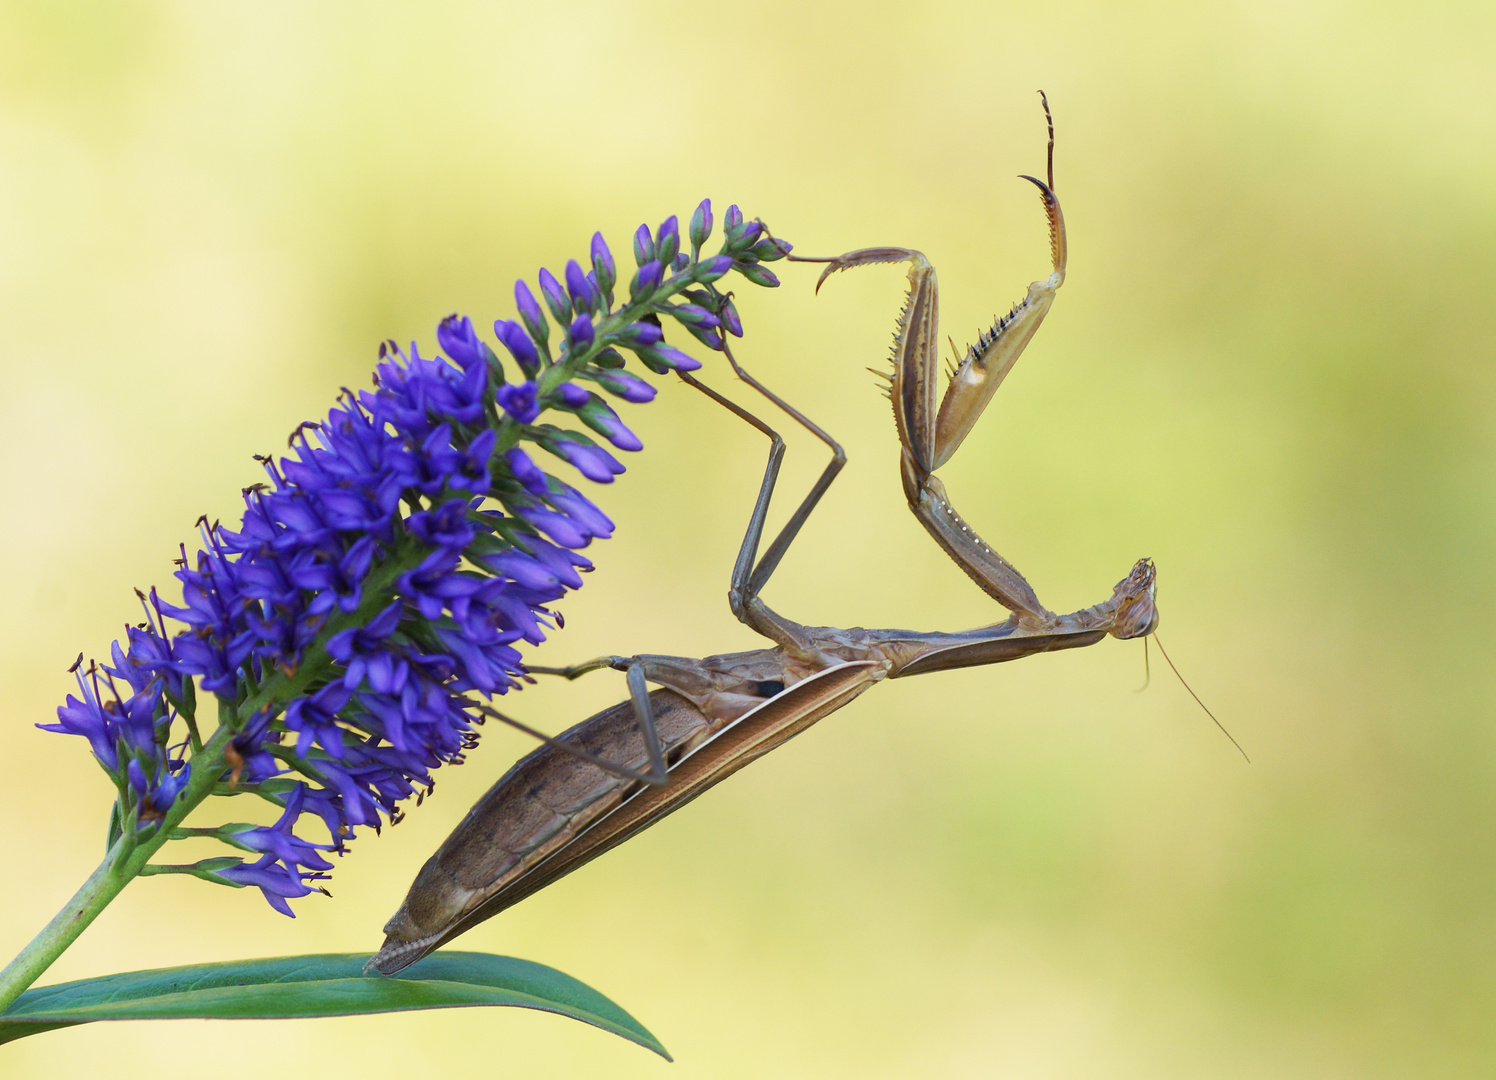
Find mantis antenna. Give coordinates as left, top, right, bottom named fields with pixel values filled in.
left=1152, top=632, right=1249, bottom=762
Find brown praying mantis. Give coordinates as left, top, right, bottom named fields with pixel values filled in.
left=369, top=94, right=1159, bottom=976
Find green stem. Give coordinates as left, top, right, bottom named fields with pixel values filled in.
left=0, top=723, right=235, bottom=1013
left=0, top=844, right=120, bottom=1014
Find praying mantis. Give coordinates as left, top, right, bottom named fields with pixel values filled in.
left=369, top=94, right=1158, bottom=976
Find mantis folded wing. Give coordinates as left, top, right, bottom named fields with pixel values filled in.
left=369, top=93, right=1156, bottom=976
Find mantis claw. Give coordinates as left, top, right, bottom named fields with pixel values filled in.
left=1016, top=174, right=1067, bottom=282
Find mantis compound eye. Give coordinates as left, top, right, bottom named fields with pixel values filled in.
left=1114, top=595, right=1159, bottom=640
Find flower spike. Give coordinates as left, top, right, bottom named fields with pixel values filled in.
left=42, top=198, right=793, bottom=916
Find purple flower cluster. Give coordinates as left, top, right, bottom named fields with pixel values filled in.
left=49, top=634, right=192, bottom=831
left=41, top=200, right=791, bottom=915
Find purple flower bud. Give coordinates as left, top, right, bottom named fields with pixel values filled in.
left=568, top=314, right=595, bottom=352
left=672, top=303, right=721, bottom=329
left=656, top=215, right=680, bottom=266
left=437, top=314, right=485, bottom=371
left=482, top=548, right=560, bottom=590
left=682, top=321, right=725, bottom=351
left=697, top=255, right=734, bottom=283
left=514, top=280, right=549, bottom=346
left=564, top=259, right=597, bottom=315
left=689, top=199, right=713, bottom=249
left=555, top=440, right=625, bottom=483
left=722, top=296, right=744, bottom=337
left=525, top=535, right=591, bottom=586
left=548, top=487, right=616, bottom=536
left=558, top=382, right=591, bottom=408
left=633, top=223, right=656, bottom=266
left=725, top=204, right=743, bottom=231
left=657, top=345, right=701, bottom=370
left=592, top=368, right=657, bottom=403
left=590, top=232, right=616, bottom=297
left=505, top=447, right=549, bottom=495
left=590, top=402, right=644, bottom=451
left=753, top=237, right=793, bottom=262
left=620, top=320, right=663, bottom=347
left=519, top=506, right=589, bottom=549
left=673, top=252, right=689, bottom=272
left=538, top=267, right=573, bottom=323
left=635, top=344, right=701, bottom=373
left=497, top=380, right=540, bottom=424
left=494, top=319, right=540, bottom=377
left=727, top=218, right=763, bottom=251
left=629, top=259, right=663, bottom=302
left=735, top=261, right=781, bottom=288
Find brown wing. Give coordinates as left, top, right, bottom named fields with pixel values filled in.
left=474, top=659, right=882, bottom=916
left=369, top=662, right=879, bottom=974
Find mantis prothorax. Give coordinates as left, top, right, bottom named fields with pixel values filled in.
left=368, top=93, right=1157, bottom=976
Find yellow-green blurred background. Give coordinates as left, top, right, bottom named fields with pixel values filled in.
left=2, top=2, right=1493, bottom=1076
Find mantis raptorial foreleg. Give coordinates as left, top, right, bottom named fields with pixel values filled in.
left=370, top=92, right=1158, bottom=975
left=790, top=91, right=1078, bottom=631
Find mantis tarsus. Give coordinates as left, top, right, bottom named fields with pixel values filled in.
left=369, top=94, right=1158, bottom=976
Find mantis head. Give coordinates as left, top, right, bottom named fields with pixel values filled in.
left=1109, top=558, right=1158, bottom=640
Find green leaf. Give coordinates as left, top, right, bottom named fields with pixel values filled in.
left=0, top=952, right=669, bottom=1059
